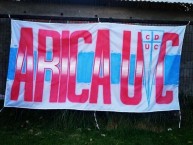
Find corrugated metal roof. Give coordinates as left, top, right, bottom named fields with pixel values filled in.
left=12, top=0, right=193, bottom=4
left=120, top=0, right=193, bottom=4
left=10, top=0, right=193, bottom=11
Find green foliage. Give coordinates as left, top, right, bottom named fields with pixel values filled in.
left=0, top=94, right=193, bottom=145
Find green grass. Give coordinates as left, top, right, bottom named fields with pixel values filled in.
left=0, top=124, right=193, bottom=145
left=0, top=99, right=193, bottom=145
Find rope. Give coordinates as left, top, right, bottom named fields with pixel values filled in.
left=0, top=107, right=4, bottom=113
left=179, top=110, right=182, bottom=128
left=94, top=111, right=100, bottom=130
left=187, top=21, right=191, bottom=26
left=0, top=94, right=5, bottom=112
left=98, top=17, right=100, bottom=23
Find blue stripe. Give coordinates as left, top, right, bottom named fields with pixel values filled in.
left=45, top=51, right=53, bottom=82
left=33, top=51, right=38, bottom=80
left=164, top=55, right=181, bottom=85
left=7, top=48, right=18, bottom=80
left=129, top=55, right=136, bottom=85
left=45, top=69, right=52, bottom=82
left=46, top=51, right=52, bottom=61
left=111, top=53, right=121, bottom=84
left=77, top=52, right=94, bottom=83
left=7, top=49, right=180, bottom=86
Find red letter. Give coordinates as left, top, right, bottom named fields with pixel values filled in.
left=145, top=43, right=150, bottom=49
left=154, top=35, right=159, bottom=40
left=68, top=30, right=91, bottom=103
left=34, top=30, right=60, bottom=102
left=120, top=31, right=143, bottom=105
left=146, top=35, right=150, bottom=40
left=58, top=31, right=70, bottom=102
left=154, top=44, right=158, bottom=50
left=11, top=28, right=34, bottom=102
left=156, top=33, right=179, bottom=104
left=89, top=30, right=111, bottom=104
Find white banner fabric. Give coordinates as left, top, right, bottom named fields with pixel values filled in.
left=4, top=20, right=186, bottom=112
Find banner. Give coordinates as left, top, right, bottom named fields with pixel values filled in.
left=5, top=20, right=186, bottom=112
